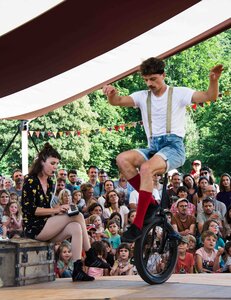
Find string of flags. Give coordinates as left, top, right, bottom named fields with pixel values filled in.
left=28, top=97, right=226, bottom=139
left=28, top=121, right=144, bottom=139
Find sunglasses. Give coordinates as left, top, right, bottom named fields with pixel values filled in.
left=200, top=171, right=208, bottom=175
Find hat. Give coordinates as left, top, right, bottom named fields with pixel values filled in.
left=180, top=236, right=189, bottom=244
left=87, top=224, right=96, bottom=231
left=176, top=198, right=189, bottom=207
left=192, top=160, right=201, bottom=165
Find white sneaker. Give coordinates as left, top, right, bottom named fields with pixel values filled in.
left=0, top=236, right=9, bottom=241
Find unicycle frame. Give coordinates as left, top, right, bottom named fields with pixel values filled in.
left=134, top=173, right=178, bottom=284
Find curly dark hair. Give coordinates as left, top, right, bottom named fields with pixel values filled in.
left=183, top=174, right=197, bottom=190
left=116, top=242, right=132, bottom=259
left=29, top=143, right=61, bottom=176
left=91, top=241, right=107, bottom=259
left=105, top=190, right=123, bottom=208
left=140, top=57, right=165, bottom=76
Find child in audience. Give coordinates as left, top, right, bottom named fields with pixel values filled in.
left=146, top=234, right=165, bottom=274
left=195, top=230, right=223, bottom=273
left=56, top=241, right=74, bottom=278
left=165, top=209, right=173, bottom=223
left=124, top=209, right=136, bottom=231
left=108, top=220, right=121, bottom=254
left=1, top=200, right=23, bottom=239
left=175, top=236, right=194, bottom=274
left=89, top=214, right=106, bottom=240
left=102, top=239, right=115, bottom=267
left=187, top=234, right=197, bottom=258
left=104, top=212, right=123, bottom=237
left=10, top=192, right=19, bottom=203
left=0, top=190, right=10, bottom=222
left=87, top=224, right=97, bottom=245
left=72, top=190, right=86, bottom=213
left=87, top=241, right=109, bottom=277
left=200, top=219, right=225, bottom=250
left=221, top=241, right=231, bottom=273
left=110, top=243, right=134, bottom=275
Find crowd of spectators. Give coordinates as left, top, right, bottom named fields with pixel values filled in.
left=0, top=160, right=230, bottom=277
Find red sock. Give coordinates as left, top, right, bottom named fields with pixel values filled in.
left=133, top=190, right=157, bottom=229
left=128, top=174, right=140, bottom=192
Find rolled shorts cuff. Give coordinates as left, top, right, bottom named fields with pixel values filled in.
left=134, top=149, right=170, bottom=171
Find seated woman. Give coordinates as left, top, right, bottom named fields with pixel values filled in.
left=223, top=205, right=231, bottom=241
left=182, top=174, right=198, bottom=206
left=21, top=143, right=110, bottom=282
left=196, top=176, right=210, bottom=215
left=103, top=190, right=129, bottom=230
left=80, top=183, right=97, bottom=212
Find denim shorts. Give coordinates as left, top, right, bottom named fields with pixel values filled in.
left=135, top=134, right=185, bottom=171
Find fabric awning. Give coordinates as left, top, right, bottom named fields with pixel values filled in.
left=0, top=0, right=230, bottom=120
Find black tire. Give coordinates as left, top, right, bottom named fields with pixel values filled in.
left=134, top=216, right=178, bottom=284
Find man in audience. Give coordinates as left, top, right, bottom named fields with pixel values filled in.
left=57, top=169, right=68, bottom=182
left=190, top=160, right=201, bottom=184
left=171, top=198, right=196, bottom=236
left=166, top=172, right=182, bottom=209
left=98, top=169, right=108, bottom=196
left=87, top=166, right=101, bottom=198
left=50, top=177, right=66, bottom=207
left=9, top=169, right=24, bottom=199
left=66, top=169, right=80, bottom=193
left=197, top=197, right=223, bottom=234
left=205, top=185, right=227, bottom=217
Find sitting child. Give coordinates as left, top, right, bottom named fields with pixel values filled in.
left=124, top=209, right=136, bottom=231
left=72, top=190, right=86, bottom=213
left=56, top=241, right=74, bottom=278
left=175, top=236, right=194, bottom=274
left=108, top=220, right=121, bottom=254
left=195, top=230, right=223, bottom=273
left=221, top=241, right=231, bottom=273
left=1, top=201, right=23, bottom=239
left=87, top=241, right=109, bottom=277
left=89, top=214, right=107, bottom=240
left=110, top=243, right=134, bottom=276
left=102, top=239, right=115, bottom=268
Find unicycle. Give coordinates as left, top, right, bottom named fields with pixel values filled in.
left=134, top=174, right=179, bottom=284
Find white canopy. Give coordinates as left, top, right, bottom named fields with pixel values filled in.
left=0, top=0, right=230, bottom=120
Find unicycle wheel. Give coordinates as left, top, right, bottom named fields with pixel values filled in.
left=134, top=216, right=178, bottom=284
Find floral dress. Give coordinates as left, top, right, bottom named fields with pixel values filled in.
left=21, top=174, right=53, bottom=238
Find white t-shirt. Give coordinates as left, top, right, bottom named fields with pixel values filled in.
left=129, top=189, right=161, bottom=206
left=222, top=256, right=231, bottom=272
left=131, top=86, right=194, bottom=140
left=97, top=196, right=106, bottom=209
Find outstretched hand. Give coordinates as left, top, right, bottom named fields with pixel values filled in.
left=210, top=64, right=224, bottom=80
left=102, top=85, right=117, bottom=97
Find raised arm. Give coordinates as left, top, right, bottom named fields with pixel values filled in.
left=192, top=64, right=224, bottom=104
left=103, top=85, right=135, bottom=107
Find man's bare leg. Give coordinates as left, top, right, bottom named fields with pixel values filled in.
left=116, top=150, right=145, bottom=191
left=122, top=154, right=167, bottom=241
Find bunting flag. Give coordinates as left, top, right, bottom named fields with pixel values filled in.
left=27, top=96, right=221, bottom=139
left=27, top=121, right=144, bottom=139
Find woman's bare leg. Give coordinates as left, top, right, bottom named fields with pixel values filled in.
left=36, top=214, right=83, bottom=260
left=73, top=213, right=91, bottom=251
